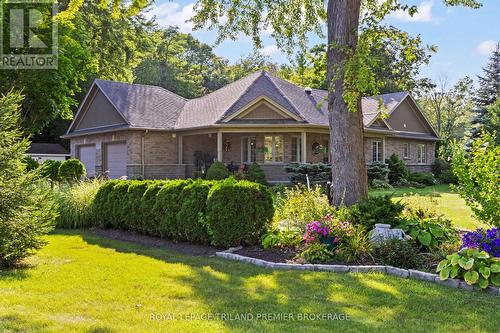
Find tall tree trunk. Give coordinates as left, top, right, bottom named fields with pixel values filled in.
left=327, top=0, right=367, bottom=206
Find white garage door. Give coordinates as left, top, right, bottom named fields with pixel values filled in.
left=78, top=145, right=96, bottom=177
left=105, top=142, right=127, bottom=179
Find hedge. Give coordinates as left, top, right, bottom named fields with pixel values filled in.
left=91, top=178, right=273, bottom=247
left=284, top=163, right=331, bottom=184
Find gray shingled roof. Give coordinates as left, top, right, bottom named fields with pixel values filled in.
left=95, top=79, right=187, bottom=130
left=72, top=72, right=413, bottom=133
left=28, top=143, right=69, bottom=155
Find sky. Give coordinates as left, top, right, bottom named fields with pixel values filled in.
left=147, top=0, right=500, bottom=86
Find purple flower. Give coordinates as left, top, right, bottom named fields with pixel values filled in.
left=461, top=227, right=499, bottom=257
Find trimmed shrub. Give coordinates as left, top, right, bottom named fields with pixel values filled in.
left=92, top=180, right=121, bottom=227
left=122, top=180, right=154, bottom=231
left=386, top=153, right=409, bottom=184
left=284, top=163, right=331, bottom=184
left=374, top=238, right=423, bottom=269
left=154, top=179, right=192, bottom=237
left=23, top=156, right=39, bottom=171
left=206, top=178, right=274, bottom=247
left=206, top=161, right=230, bottom=180
left=246, top=162, right=267, bottom=185
left=349, top=195, right=404, bottom=230
left=59, top=159, right=86, bottom=182
left=39, top=160, right=62, bottom=183
left=176, top=179, right=214, bottom=243
left=367, top=162, right=389, bottom=181
left=370, top=179, right=393, bottom=189
left=140, top=181, right=168, bottom=235
left=409, top=172, right=436, bottom=186
left=55, top=179, right=103, bottom=228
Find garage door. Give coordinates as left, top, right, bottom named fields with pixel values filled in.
left=104, top=142, right=127, bottom=179
left=78, top=145, right=96, bottom=177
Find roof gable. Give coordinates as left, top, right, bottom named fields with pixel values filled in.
left=386, top=98, right=436, bottom=135
left=74, top=89, right=127, bottom=131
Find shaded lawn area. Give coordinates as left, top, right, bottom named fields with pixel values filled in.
left=1, top=230, right=498, bottom=333
left=369, top=184, right=487, bottom=230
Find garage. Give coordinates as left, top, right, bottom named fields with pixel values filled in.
left=104, top=142, right=127, bottom=179
left=77, top=145, right=96, bottom=177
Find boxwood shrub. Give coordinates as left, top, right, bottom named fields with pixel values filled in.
left=206, top=178, right=274, bottom=247
left=91, top=178, right=274, bottom=247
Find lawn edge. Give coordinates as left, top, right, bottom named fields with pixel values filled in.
left=216, top=249, right=500, bottom=296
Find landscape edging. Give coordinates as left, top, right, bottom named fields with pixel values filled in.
left=216, top=250, right=500, bottom=296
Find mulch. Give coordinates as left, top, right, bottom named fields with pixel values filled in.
left=234, top=246, right=298, bottom=263
left=91, top=228, right=221, bottom=257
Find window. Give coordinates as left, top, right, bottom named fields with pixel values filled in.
left=291, top=136, right=302, bottom=162
left=417, top=144, right=426, bottom=164
left=322, top=139, right=330, bottom=163
left=241, top=137, right=256, bottom=163
left=403, top=143, right=410, bottom=159
left=264, top=136, right=284, bottom=163
left=372, top=140, right=383, bottom=162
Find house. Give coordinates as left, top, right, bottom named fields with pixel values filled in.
left=62, top=71, right=439, bottom=182
left=27, top=143, right=70, bottom=163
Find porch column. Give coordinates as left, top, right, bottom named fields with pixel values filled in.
left=217, top=131, right=223, bottom=162
left=301, top=131, right=307, bottom=163
left=177, top=135, right=183, bottom=164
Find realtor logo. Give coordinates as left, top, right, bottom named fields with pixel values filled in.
left=0, top=0, right=58, bottom=69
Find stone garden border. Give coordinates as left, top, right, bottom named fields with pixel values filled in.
left=217, top=247, right=499, bottom=296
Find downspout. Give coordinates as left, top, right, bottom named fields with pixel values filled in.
left=141, top=130, right=147, bottom=179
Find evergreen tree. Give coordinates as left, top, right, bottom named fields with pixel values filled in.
left=470, top=43, right=500, bottom=140
left=0, top=92, right=57, bottom=268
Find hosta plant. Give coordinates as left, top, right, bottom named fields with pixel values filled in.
left=436, top=248, right=500, bottom=289
left=299, top=243, right=334, bottom=264
left=261, top=228, right=302, bottom=249
left=399, top=216, right=458, bottom=249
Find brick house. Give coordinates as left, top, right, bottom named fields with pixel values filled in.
left=62, top=71, right=439, bottom=182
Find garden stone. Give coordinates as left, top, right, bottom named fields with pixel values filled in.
left=349, top=265, right=386, bottom=273
left=272, top=263, right=293, bottom=270
left=408, top=269, right=438, bottom=282
left=314, top=265, right=350, bottom=273
left=369, top=224, right=405, bottom=245
left=485, top=286, right=500, bottom=296
left=458, top=281, right=475, bottom=291
left=296, top=264, right=315, bottom=271
left=386, top=266, right=410, bottom=278
left=435, top=277, right=460, bottom=288
left=224, top=246, right=242, bottom=253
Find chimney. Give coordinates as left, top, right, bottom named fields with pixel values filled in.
left=304, top=87, right=312, bottom=95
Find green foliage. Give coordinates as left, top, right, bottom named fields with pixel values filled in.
left=437, top=248, right=500, bottom=289
left=284, top=163, right=331, bottom=184
left=39, top=160, right=62, bottom=183
left=0, top=92, right=57, bottom=268
left=59, top=159, right=86, bottom=182
left=245, top=162, right=267, bottom=185
left=349, top=195, right=404, bottom=230
left=273, top=185, right=333, bottom=231
left=261, top=228, right=303, bottom=249
left=206, top=178, right=274, bottom=247
left=369, top=179, right=393, bottom=190
left=91, top=178, right=272, bottom=247
left=23, top=156, right=39, bottom=171
left=206, top=161, right=230, bottom=180
left=399, top=216, right=458, bottom=250
left=408, top=172, right=436, bottom=186
left=154, top=180, right=192, bottom=237
left=386, top=153, right=409, bottom=184
left=367, top=162, right=389, bottom=181
left=451, top=133, right=500, bottom=226
left=334, top=225, right=373, bottom=263
left=300, top=243, right=334, bottom=264
left=374, top=238, right=424, bottom=269
left=437, top=169, right=458, bottom=184
left=54, top=179, right=104, bottom=228
left=176, top=179, right=213, bottom=243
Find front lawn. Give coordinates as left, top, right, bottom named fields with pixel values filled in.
left=369, top=184, right=487, bottom=230
left=0, top=230, right=498, bottom=333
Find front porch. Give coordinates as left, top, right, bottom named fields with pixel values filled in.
left=178, top=129, right=330, bottom=183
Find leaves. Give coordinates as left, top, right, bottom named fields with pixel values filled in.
left=463, top=270, right=479, bottom=285
left=479, top=267, right=490, bottom=279
left=417, top=231, right=432, bottom=247
left=458, top=257, right=474, bottom=270
left=439, top=266, right=451, bottom=280
left=491, top=264, right=500, bottom=273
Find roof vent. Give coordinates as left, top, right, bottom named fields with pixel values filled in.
left=304, top=87, right=312, bottom=95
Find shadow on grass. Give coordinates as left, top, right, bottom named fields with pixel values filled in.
left=74, top=229, right=497, bottom=332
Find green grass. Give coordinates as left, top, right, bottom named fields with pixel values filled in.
left=1, top=230, right=498, bottom=332
left=370, top=184, right=487, bottom=230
